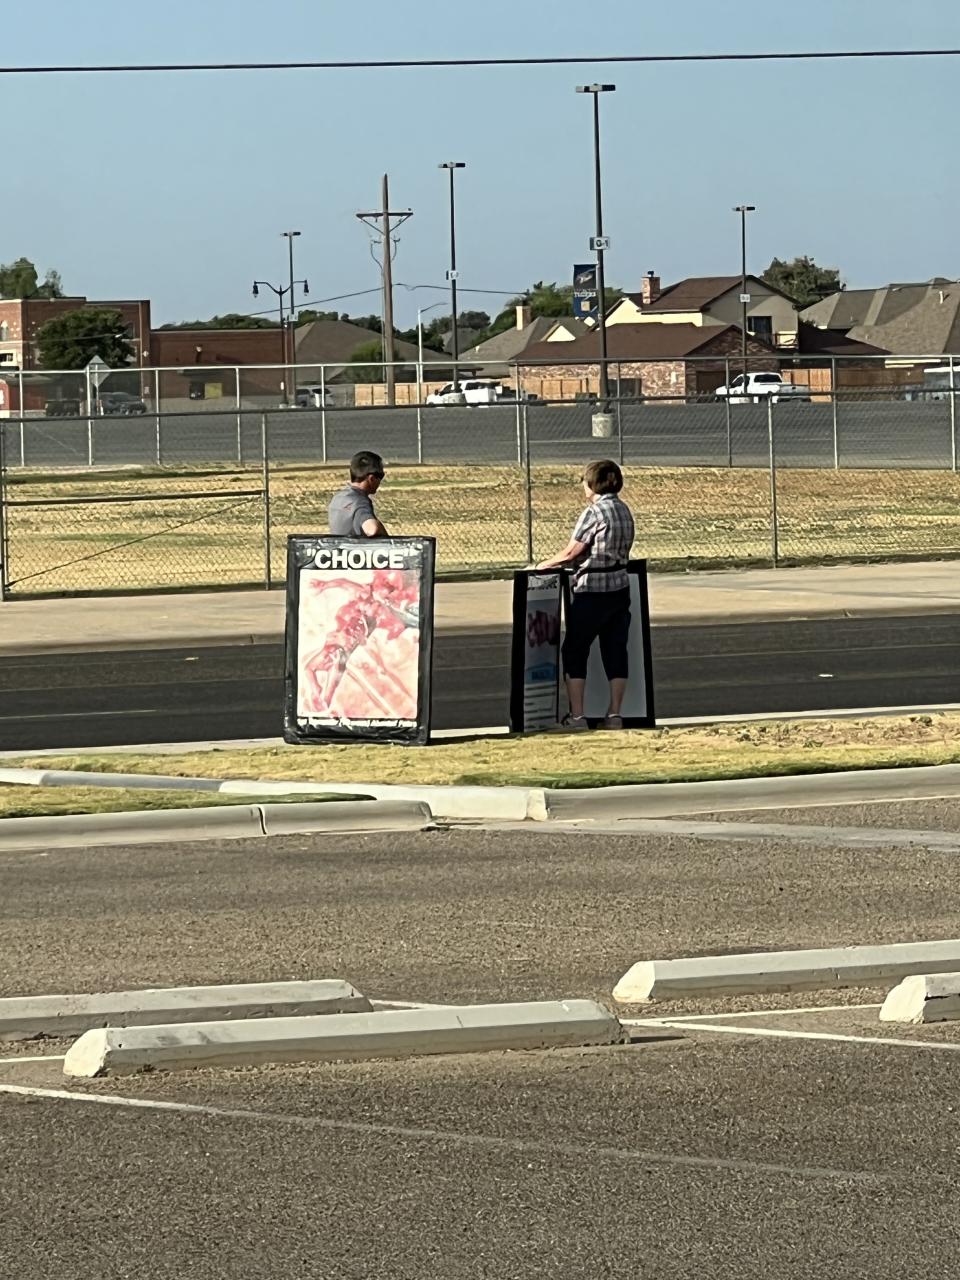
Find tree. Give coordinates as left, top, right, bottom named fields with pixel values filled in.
left=37, top=308, right=134, bottom=370
left=0, top=257, right=64, bottom=299
left=470, top=281, right=622, bottom=345
left=158, top=313, right=278, bottom=330
left=762, top=256, right=842, bottom=308
left=341, top=338, right=387, bottom=383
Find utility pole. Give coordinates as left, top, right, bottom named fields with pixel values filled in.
left=734, top=204, right=755, bottom=394
left=357, top=175, right=413, bottom=406
left=439, top=162, right=466, bottom=363
left=576, top=84, right=616, bottom=404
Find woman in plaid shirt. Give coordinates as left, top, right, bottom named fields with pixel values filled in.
left=536, top=459, right=635, bottom=730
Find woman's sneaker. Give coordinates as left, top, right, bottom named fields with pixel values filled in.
left=558, top=714, right=590, bottom=732
left=602, top=714, right=624, bottom=730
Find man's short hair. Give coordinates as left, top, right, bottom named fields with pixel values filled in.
left=350, top=450, right=385, bottom=482
left=583, top=459, right=623, bottom=495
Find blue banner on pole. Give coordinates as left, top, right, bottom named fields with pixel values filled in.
left=572, top=264, right=599, bottom=321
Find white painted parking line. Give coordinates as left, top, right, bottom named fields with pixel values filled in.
left=0, top=1054, right=64, bottom=1065
left=0, top=1083, right=886, bottom=1185
left=630, top=1003, right=883, bottom=1022
left=628, top=1018, right=960, bottom=1052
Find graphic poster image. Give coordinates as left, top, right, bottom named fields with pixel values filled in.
left=510, top=571, right=563, bottom=732
left=284, top=536, right=435, bottom=745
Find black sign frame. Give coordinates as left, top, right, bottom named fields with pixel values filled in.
left=283, top=534, right=435, bottom=745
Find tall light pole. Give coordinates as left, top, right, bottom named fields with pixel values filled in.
left=253, top=272, right=307, bottom=405
left=734, top=205, right=756, bottom=393
left=576, top=83, right=615, bottom=403
left=439, top=162, right=465, bottom=365
left=281, top=230, right=304, bottom=371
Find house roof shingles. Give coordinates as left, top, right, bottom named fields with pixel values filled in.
left=803, top=280, right=960, bottom=354
left=520, top=323, right=760, bottom=364
left=619, top=274, right=796, bottom=315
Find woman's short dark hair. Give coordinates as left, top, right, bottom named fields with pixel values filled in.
left=582, top=459, right=623, bottom=495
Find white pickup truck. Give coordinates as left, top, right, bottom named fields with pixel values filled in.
left=715, top=372, right=811, bottom=404
left=426, top=379, right=502, bottom=407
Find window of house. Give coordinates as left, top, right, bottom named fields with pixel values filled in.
left=747, top=315, right=773, bottom=341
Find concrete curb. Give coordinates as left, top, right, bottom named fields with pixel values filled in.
left=879, top=973, right=960, bottom=1024
left=62, top=999, right=624, bottom=1077
left=613, top=939, right=960, bottom=1003
left=0, top=800, right=433, bottom=851
left=545, top=763, right=960, bottom=821
left=0, top=980, right=371, bottom=1042
left=0, top=766, right=545, bottom=824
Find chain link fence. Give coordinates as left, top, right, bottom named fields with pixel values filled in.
left=1, top=383, right=960, bottom=595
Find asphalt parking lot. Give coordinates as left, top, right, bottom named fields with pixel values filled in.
left=4, top=807, right=960, bottom=1277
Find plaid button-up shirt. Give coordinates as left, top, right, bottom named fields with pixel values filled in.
left=570, top=495, right=635, bottom=593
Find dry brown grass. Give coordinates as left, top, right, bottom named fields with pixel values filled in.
left=4, top=462, right=960, bottom=594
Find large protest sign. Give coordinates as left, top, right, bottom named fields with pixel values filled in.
left=284, top=536, right=435, bottom=745
left=511, top=561, right=656, bottom=731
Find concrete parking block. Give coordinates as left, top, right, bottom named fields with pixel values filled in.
left=879, top=972, right=960, bottom=1024
left=613, top=939, right=960, bottom=1003
left=0, top=980, right=370, bottom=1042
left=62, top=999, right=623, bottom=1077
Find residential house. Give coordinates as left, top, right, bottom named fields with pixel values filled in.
left=294, top=318, right=450, bottom=405
left=457, top=306, right=585, bottom=378
left=518, top=323, right=779, bottom=401
left=607, top=273, right=799, bottom=349
left=802, top=279, right=960, bottom=361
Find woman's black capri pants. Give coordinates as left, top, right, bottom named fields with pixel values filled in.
left=561, top=587, right=631, bottom=680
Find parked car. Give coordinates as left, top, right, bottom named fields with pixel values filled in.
left=44, top=398, right=81, bottom=418
left=715, top=372, right=811, bottom=404
left=294, top=384, right=332, bottom=409
left=98, top=391, right=147, bottom=416
left=426, top=379, right=501, bottom=407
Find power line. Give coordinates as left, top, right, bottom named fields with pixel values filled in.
left=0, top=49, right=958, bottom=75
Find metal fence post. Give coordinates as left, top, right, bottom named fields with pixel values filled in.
left=15, top=371, right=25, bottom=469
left=261, top=413, right=272, bottom=590
left=767, top=396, right=779, bottom=567
left=615, top=362, right=624, bottom=464
left=235, top=367, right=244, bottom=466
left=514, top=363, right=523, bottom=467
left=320, top=365, right=328, bottom=464
left=87, top=416, right=94, bottom=468
left=950, top=354, right=957, bottom=473
left=724, top=356, right=732, bottom=466
left=154, top=368, right=162, bottom=466
left=0, top=422, right=8, bottom=600
left=522, top=402, right=534, bottom=564
left=831, top=357, right=839, bottom=470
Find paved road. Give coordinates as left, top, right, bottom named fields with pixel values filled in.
left=6, top=397, right=955, bottom=470
left=4, top=819, right=960, bottom=1276
left=1, top=612, right=959, bottom=749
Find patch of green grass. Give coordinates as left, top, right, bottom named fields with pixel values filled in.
left=14, top=713, right=960, bottom=791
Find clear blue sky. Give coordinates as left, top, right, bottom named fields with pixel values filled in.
left=4, top=1, right=959, bottom=325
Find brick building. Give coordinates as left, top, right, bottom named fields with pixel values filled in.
left=0, top=296, right=151, bottom=371
left=149, top=327, right=286, bottom=402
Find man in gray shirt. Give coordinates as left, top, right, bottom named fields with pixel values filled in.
left=328, top=450, right=388, bottom=537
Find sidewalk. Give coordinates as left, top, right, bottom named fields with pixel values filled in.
left=1, top=560, right=959, bottom=655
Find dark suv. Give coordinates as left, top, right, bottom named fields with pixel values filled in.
left=98, top=391, right=147, bottom=416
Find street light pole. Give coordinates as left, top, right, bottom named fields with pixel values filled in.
left=253, top=273, right=307, bottom=405
left=577, top=84, right=615, bottom=403
left=282, top=230, right=302, bottom=371
left=734, top=204, right=756, bottom=394
left=439, top=162, right=465, bottom=364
